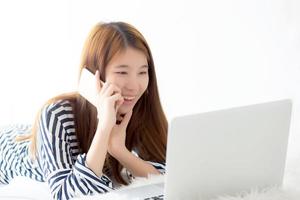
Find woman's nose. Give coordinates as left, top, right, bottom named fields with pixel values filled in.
left=124, top=77, right=139, bottom=92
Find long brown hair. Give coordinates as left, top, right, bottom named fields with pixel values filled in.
left=17, top=22, right=168, bottom=185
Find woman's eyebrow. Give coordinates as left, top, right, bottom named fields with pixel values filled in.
left=115, top=65, right=129, bottom=68
left=140, top=65, right=149, bottom=69
left=114, top=65, right=149, bottom=69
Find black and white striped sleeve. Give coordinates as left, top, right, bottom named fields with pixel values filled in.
left=147, top=161, right=166, bottom=174
left=38, top=101, right=113, bottom=200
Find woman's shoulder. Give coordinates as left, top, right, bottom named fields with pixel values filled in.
left=40, top=100, right=76, bottom=134
left=45, top=99, right=73, bottom=112
left=42, top=99, right=74, bottom=120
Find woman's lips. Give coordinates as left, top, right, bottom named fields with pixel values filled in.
left=122, top=96, right=136, bottom=105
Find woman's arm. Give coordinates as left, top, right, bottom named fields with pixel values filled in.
left=39, top=102, right=114, bottom=200
left=86, top=71, right=124, bottom=177
left=110, top=148, right=161, bottom=178
left=85, top=125, right=111, bottom=177
left=108, top=110, right=164, bottom=178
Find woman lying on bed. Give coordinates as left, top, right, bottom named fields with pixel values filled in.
left=0, top=21, right=167, bottom=200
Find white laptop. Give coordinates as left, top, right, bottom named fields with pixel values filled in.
left=102, top=99, right=292, bottom=200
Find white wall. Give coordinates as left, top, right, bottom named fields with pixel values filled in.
left=0, top=0, right=299, bottom=156
left=0, top=0, right=72, bottom=124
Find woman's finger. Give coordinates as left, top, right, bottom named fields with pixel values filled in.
left=100, top=82, right=110, bottom=95
left=115, top=98, right=124, bottom=112
left=108, top=93, right=123, bottom=104
left=119, top=110, right=133, bottom=128
left=103, top=84, right=122, bottom=97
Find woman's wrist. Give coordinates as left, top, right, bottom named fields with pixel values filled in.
left=86, top=125, right=111, bottom=177
left=109, top=145, right=128, bottom=159
left=96, top=120, right=113, bottom=136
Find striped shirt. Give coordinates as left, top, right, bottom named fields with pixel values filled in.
left=0, top=100, right=165, bottom=200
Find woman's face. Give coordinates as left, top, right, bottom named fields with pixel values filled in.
left=105, top=47, right=149, bottom=114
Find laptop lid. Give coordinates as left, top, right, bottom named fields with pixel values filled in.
left=164, top=99, right=292, bottom=200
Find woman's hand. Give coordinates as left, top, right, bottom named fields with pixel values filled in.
left=85, top=70, right=124, bottom=177
left=94, top=70, right=124, bottom=133
left=108, top=110, right=133, bottom=157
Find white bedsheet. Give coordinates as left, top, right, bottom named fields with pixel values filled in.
left=0, top=155, right=299, bottom=200
left=0, top=176, right=51, bottom=200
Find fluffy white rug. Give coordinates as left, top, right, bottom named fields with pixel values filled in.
left=74, top=155, right=300, bottom=200
left=73, top=175, right=300, bottom=200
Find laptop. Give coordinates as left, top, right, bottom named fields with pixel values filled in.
left=107, top=99, right=292, bottom=200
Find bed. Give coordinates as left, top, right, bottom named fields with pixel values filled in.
left=0, top=154, right=299, bottom=200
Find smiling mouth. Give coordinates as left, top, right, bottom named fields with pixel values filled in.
left=123, top=96, right=135, bottom=101
left=122, top=96, right=136, bottom=105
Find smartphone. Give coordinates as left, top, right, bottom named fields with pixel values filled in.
left=78, top=68, right=101, bottom=107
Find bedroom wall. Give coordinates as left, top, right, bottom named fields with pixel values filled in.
left=0, top=0, right=299, bottom=158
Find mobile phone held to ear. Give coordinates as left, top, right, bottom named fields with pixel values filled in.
left=78, top=68, right=102, bottom=107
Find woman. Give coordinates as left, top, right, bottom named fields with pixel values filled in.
left=0, top=21, right=168, bottom=199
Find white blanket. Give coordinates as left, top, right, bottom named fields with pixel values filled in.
left=0, top=155, right=299, bottom=200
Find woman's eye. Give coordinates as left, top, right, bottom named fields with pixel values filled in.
left=116, top=72, right=127, bottom=75
left=139, top=71, right=148, bottom=75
